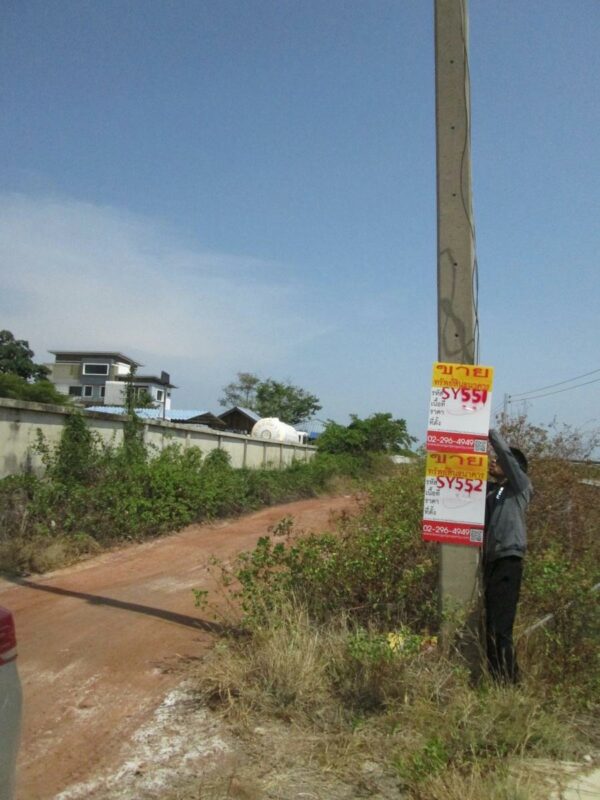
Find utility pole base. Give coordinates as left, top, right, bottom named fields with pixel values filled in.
left=440, top=544, right=483, bottom=677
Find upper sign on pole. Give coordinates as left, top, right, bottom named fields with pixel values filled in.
left=426, top=362, right=494, bottom=453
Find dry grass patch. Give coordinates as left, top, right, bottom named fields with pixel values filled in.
left=191, top=604, right=592, bottom=799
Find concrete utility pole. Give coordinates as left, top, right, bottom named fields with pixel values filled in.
left=435, top=0, right=480, bottom=614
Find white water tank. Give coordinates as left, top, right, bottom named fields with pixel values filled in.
left=251, top=417, right=302, bottom=445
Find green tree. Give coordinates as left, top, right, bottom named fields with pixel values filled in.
left=219, top=372, right=261, bottom=409
left=317, top=413, right=415, bottom=455
left=219, top=373, right=321, bottom=425
left=0, top=330, right=50, bottom=381
left=254, top=379, right=321, bottom=425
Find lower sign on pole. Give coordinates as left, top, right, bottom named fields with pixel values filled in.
left=422, top=452, right=487, bottom=547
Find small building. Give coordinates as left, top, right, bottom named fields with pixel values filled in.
left=218, top=406, right=260, bottom=435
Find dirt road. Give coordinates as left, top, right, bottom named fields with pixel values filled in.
left=0, top=494, right=357, bottom=800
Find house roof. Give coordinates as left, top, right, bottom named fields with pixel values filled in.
left=50, top=351, right=142, bottom=367
left=218, top=406, right=260, bottom=422
left=115, top=374, right=178, bottom=388
left=178, top=412, right=226, bottom=428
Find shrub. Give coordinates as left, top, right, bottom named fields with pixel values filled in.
left=0, top=373, right=69, bottom=404
left=42, top=412, right=100, bottom=484
left=229, top=463, right=438, bottom=631
left=501, top=416, right=600, bottom=700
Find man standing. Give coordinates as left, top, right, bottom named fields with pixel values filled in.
left=483, top=428, right=533, bottom=683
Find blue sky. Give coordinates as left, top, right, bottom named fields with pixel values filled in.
left=1, top=1, right=598, bottom=441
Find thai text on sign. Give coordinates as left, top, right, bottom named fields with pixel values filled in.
left=432, top=362, right=494, bottom=390
left=427, top=362, right=494, bottom=454
left=422, top=452, right=488, bottom=547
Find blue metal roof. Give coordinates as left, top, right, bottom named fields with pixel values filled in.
left=87, top=406, right=211, bottom=421
left=297, top=419, right=327, bottom=440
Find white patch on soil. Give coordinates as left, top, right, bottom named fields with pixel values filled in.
left=20, top=660, right=82, bottom=685
left=55, top=683, right=231, bottom=800
left=138, top=574, right=206, bottom=594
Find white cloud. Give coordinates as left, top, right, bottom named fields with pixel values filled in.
left=0, top=194, right=331, bottom=403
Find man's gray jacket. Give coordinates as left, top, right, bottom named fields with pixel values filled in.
left=484, top=429, right=533, bottom=563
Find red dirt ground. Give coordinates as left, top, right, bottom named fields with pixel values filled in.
left=0, top=494, right=358, bottom=800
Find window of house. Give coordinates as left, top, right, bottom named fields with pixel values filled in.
left=156, top=390, right=164, bottom=402
left=68, top=386, right=83, bottom=397
left=100, top=386, right=106, bottom=399
left=83, top=363, right=109, bottom=376
left=83, top=385, right=94, bottom=398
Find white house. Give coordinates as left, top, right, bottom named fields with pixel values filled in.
left=46, top=351, right=175, bottom=409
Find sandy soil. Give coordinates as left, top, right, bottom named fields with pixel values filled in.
left=0, top=495, right=357, bottom=800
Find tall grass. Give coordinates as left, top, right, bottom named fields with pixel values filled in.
left=195, top=601, right=591, bottom=799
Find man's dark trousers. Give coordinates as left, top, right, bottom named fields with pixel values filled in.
left=484, top=556, right=523, bottom=683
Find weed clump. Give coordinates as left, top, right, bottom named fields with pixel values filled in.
left=228, top=464, right=437, bottom=631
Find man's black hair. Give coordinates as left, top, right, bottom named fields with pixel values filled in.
left=510, top=447, right=528, bottom=474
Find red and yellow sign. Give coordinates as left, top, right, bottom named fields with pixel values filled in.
left=427, top=362, right=494, bottom=454
left=422, top=362, right=494, bottom=547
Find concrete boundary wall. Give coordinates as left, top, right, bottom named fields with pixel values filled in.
left=0, top=398, right=316, bottom=479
